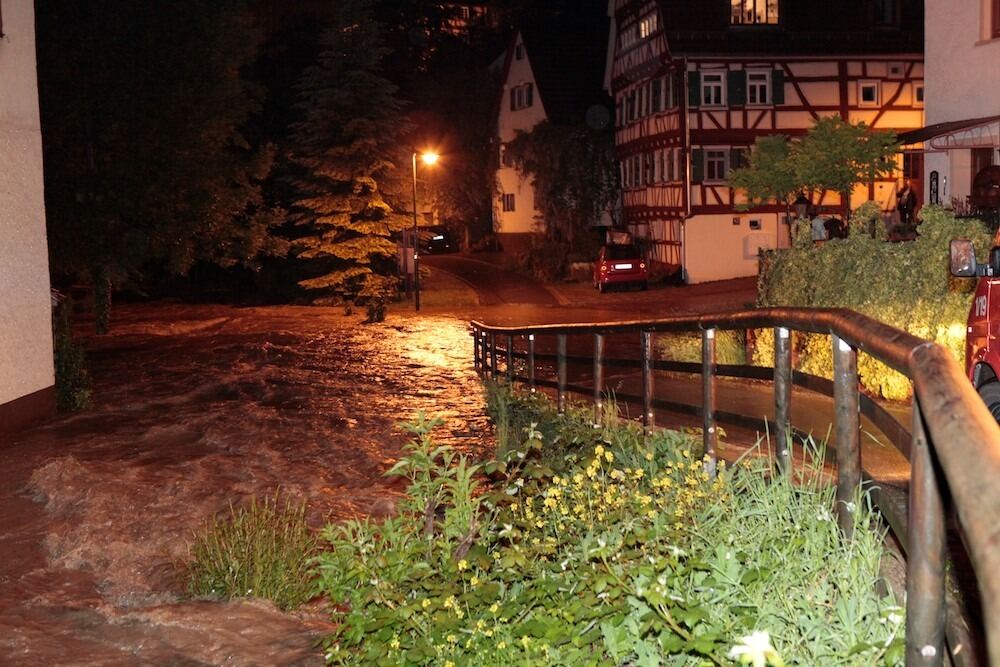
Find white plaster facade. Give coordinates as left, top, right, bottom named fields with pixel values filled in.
left=495, top=31, right=547, bottom=238
left=922, top=0, right=1000, bottom=205
left=0, top=0, right=55, bottom=408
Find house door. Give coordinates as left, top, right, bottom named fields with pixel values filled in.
left=903, top=152, right=923, bottom=212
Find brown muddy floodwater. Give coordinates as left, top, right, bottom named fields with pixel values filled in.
left=0, top=303, right=491, bottom=665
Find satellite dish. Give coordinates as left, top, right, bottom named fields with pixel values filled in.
left=972, top=165, right=1000, bottom=209
left=586, top=105, right=611, bottom=130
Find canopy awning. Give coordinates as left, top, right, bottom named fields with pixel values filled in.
left=898, top=115, right=1000, bottom=149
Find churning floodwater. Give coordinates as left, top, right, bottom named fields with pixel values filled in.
left=0, top=303, right=491, bottom=665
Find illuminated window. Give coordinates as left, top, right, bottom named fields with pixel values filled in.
left=859, top=81, right=880, bottom=107
left=705, top=149, right=728, bottom=182
left=702, top=73, right=725, bottom=106
left=731, top=0, right=778, bottom=25
left=747, top=72, right=770, bottom=105
left=502, top=193, right=516, bottom=212
left=639, top=12, right=658, bottom=38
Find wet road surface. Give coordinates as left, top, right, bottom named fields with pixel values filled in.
left=421, top=255, right=560, bottom=305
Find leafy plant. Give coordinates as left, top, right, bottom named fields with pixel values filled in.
left=52, top=295, right=91, bottom=411
left=187, top=493, right=317, bottom=611
left=314, top=392, right=903, bottom=665
left=657, top=330, right=747, bottom=365
left=755, top=206, right=992, bottom=399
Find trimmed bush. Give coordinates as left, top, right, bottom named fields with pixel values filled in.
left=756, top=205, right=992, bottom=400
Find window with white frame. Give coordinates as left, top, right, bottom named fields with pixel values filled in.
left=705, top=149, right=729, bottom=182
left=502, top=193, right=516, bottom=211
left=858, top=81, right=880, bottom=107
left=747, top=71, right=770, bottom=105
left=510, top=83, right=534, bottom=110
left=702, top=73, right=725, bottom=106
left=730, top=0, right=778, bottom=25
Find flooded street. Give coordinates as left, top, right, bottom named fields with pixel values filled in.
left=0, top=303, right=491, bottom=665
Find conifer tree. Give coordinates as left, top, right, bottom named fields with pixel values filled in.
left=286, top=0, right=410, bottom=303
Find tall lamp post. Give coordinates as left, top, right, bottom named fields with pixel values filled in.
left=411, top=150, right=439, bottom=311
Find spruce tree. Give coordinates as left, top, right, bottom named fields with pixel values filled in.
left=286, top=0, right=410, bottom=303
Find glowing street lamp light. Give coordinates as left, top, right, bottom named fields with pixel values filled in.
left=411, top=150, right=439, bottom=311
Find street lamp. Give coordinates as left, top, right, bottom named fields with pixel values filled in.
left=411, top=150, right=439, bottom=311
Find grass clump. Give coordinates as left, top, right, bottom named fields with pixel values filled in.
left=657, top=330, right=747, bottom=365
left=315, top=391, right=902, bottom=665
left=187, top=494, right=317, bottom=611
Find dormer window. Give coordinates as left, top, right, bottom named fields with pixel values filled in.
left=731, top=0, right=778, bottom=25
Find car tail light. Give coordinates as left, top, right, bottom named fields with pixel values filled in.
left=599, top=263, right=608, bottom=273
left=640, top=262, right=646, bottom=270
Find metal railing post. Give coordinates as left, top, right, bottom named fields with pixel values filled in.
left=557, top=334, right=567, bottom=414
left=641, top=330, right=654, bottom=437
left=490, top=332, right=498, bottom=378
left=473, top=327, right=480, bottom=372
left=505, top=334, right=513, bottom=381
left=481, top=331, right=489, bottom=378
left=702, top=328, right=717, bottom=476
left=593, top=333, right=605, bottom=425
left=774, top=326, right=792, bottom=474
left=832, top=334, right=861, bottom=540
left=527, top=334, right=536, bottom=392
left=906, top=398, right=946, bottom=665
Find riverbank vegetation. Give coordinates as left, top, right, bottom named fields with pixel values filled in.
left=187, top=384, right=904, bottom=665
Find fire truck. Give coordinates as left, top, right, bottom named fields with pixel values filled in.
left=949, top=166, right=1000, bottom=419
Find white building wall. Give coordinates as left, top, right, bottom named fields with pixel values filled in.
left=923, top=0, right=1000, bottom=204
left=496, top=32, right=548, bottom=235
left=0, top=0, right=55, bottom=406
left=683, top=213, right=786, bottom=284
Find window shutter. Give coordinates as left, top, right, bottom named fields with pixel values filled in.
left=727, top=71, right=746, bottom=106
left=691, top=149, right=704, bottom=183
left=526, top=83, right=534, bottom=107
left=771, top=69, right=785, bottom=105
left=509, top=88, right=516, bottom=111
left=687, top=72, right=700, bottom=108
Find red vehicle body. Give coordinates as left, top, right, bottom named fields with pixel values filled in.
left=953, top=241, right=1000, bottom=419
left=593, top=244, right=648, bottom=292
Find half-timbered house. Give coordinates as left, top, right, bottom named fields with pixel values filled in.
left=605, top=0, right=925, bottom=283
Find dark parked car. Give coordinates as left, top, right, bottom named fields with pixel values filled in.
left=419, top=226, right=458, bottom=254
left=593, top=244, right=647, bottom=292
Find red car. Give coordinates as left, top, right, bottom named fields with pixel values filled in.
left=593, top=244, right=648, bottom=292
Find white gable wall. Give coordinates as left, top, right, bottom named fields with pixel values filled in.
left=0, top=0, right=55, bottom=409
left=496, top=32, right=547, bottom=236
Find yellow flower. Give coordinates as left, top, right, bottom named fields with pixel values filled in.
left=595, top=445, right=605, bottom=456
left=604, top=451, right=614, bottom=462
left=645, top=452, right=654, bottom=461
left=447, top=634, right=457, bottom=644
left=390, top=636, right=400, bottom=649
left=455, top=609, right=464, bottom=619
left=457, top=559, right=469, bottom=572
left=489, top=603, right=500, bottom=613
left=498, top=641, right=507, bottom=650
left=470, top=576, right=480, bottom=586
left=444, top=661, right=455, bottom=667
left=553, top=475, right=561, bottom=484
left=422, top=598, right=431, bottom=609
left=485, top=629, right=494, bottom=637
left=444, top=595, right=456, bottom=609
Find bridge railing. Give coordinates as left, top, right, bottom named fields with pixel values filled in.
left=470, top=308, right=1000, bottom=666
